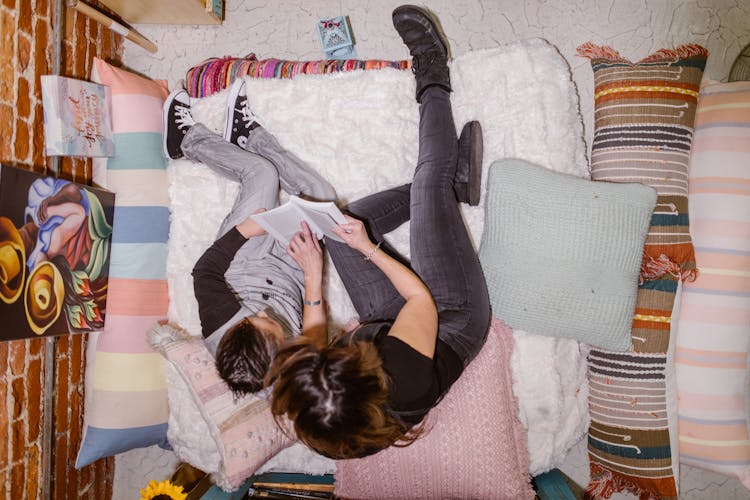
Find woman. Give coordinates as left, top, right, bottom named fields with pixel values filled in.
left=267, top=5, right=491, bottom=459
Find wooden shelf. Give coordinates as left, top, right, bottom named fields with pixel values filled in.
left=98, top=0, right=223, bottom=25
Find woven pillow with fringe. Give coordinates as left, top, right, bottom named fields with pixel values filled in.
left=577, top=42, right=707, bottom=500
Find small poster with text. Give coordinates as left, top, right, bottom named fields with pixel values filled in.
left=40, top=75, right=114, bottom=157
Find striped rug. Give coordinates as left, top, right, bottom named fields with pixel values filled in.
left=185, top=53, right=409, bottom=98
left=577, top=43, right=708, bottom=499
left=676, top=81, right=750, bottom=487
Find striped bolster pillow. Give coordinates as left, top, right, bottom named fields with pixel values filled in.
left=77, top=58, right=171, bottom=467
left=676, top=80, right=750, bottom=488
left=577, top=43, right=707, bottom=500
left=579, top=42, right=708, bottom=281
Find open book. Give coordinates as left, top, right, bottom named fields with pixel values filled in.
left=251, top=196, right=347, bottom=246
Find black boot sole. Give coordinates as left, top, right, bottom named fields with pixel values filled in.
left=456, top=121, right=483, bottom=206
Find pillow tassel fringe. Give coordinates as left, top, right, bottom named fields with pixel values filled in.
left=639, top=44, right=709, bottom=63
left=640, top=252, right=699, bottom=284
left=576, top=42, right=708, bottom=64
left=586, top=462, right=661, bottom=500
left=576, top=42, right=624, bottom=62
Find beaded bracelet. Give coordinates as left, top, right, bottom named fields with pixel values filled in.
left=364, top=240, right=382, bottom=261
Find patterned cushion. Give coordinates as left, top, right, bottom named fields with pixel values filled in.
left=148, top=323, right=294, bottom=490
left=478, top=158, right=656, bottom=350
left=185, top=53, right=409, bottom=98
left=675, top=80, right=750, bottom=487
left=579, top=42, right=706, bottom=280
left=577, top=43, right=707, bottom=500
left=77, top=57, right=171, bottom=467
left=334, top=319, right=534, bottom=500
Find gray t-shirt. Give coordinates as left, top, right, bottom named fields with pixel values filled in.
left=192, top=227, right=303, bottom=356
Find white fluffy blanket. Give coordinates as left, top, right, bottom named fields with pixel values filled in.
left=166, top=38, right=590, bottom=477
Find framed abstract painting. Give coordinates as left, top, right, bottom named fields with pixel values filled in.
left=0, top=165, right=115, bottom=340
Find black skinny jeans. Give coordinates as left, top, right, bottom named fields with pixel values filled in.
left=327, top=86, right=491, bottom=368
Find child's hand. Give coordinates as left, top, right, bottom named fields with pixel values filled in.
left=287, top=221, right=323, bottom=280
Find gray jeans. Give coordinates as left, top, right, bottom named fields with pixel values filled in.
left=182, top=123, right=336, bottom=261
left=327, top=87, right=491, bottom=366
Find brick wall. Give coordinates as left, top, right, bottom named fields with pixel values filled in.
left=0, top=0, right=121, bottom=498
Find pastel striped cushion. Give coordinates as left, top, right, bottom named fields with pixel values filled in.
left=77, top=58, right=171, bottom=467
left=675, top=80, right=750, bottom=488
left=577, top=43, right=707, bottom=500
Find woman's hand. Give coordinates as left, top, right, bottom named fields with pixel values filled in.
left=236, top=209, right=267, bottom=238
left=331, top=215, right=375, bottom=255
left=287, top=221, right=323, bottom=280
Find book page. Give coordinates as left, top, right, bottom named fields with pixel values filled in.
left=302, top=209, right=344, bottom=242
left=290, top=196, right=346, bottom=242
left=250, top=203, right=308, bottom=247
left=251, top=197, right=347, bottom=246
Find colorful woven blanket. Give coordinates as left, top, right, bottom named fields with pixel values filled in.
left=186, top=53, right=409, bottom=98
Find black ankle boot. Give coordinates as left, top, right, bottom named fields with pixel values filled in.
left=392, top=5, right=451, bottom=102
left=454, top=121, right=483, bottom=206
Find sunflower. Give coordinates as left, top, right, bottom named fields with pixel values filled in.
left=139, top=479, right=187, bottom=500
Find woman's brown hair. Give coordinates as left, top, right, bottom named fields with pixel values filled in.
left=266, top=335, right=422, bottom=459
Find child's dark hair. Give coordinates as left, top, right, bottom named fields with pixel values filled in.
left=215, top=317, right=279, bottom=397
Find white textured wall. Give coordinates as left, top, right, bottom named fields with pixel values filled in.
left=114, top=1, right=750, bottom=499
left=123, top=0, right=749, bottom=151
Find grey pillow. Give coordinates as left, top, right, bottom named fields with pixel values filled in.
left=478, top=158, right=656, bottom=350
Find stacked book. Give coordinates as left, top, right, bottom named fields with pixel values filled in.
left=246, top=473, right=335, bottom=499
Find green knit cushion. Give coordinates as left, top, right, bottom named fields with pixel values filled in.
left=478, top=159, right=656, bottom=350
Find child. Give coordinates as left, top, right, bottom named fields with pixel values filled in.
left=163, top=79, right=335, bottom=396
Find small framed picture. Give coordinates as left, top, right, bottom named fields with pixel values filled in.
left=40, top=75, right=115, bottom=157
left=317, top=16, right=356, bottom=60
